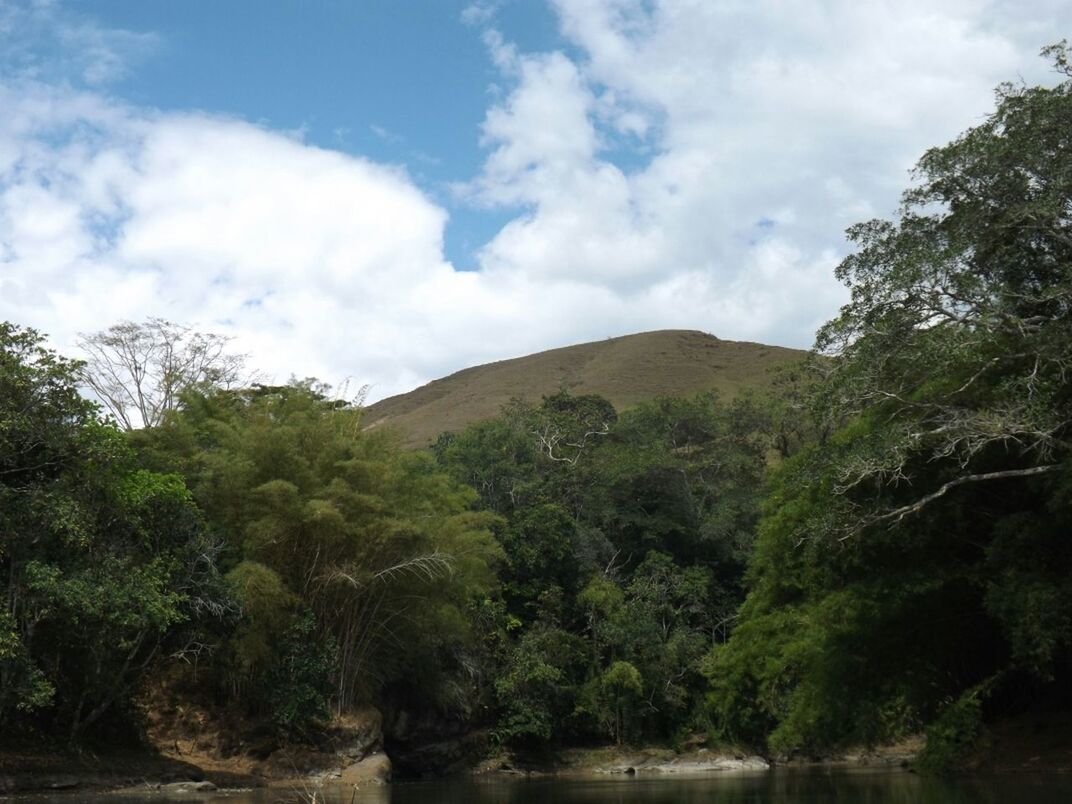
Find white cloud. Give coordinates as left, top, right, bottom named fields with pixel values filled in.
left=0, top=84, right=469, bottom=398
left=1, top=1, right=1070, bottom=404
left=0, top=79, right=641, bottom=400
left=468, top=0, right=1072, bottom=348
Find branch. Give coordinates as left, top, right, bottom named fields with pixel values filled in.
left=862, top=464, right=1061, bottom=531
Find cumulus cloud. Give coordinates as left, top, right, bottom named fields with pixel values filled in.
left=0, top=80, right=638, bottom=399
left=468, top=0, right=1072, bottom=350
left=2, top=0, right=1070, bottom=401
left=0, top=83, right=479, bottom=398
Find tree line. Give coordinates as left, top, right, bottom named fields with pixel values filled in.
left=1, top=46, right=1069, bottom=769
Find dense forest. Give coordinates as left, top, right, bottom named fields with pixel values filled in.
left=1, top=48, right=1069, bottom=773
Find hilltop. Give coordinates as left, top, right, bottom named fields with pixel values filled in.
left=361, top=329, right=808, bottom=447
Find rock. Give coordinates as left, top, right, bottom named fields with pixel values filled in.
left=383, top=705, right=487, bottom=777
left=599, top=754, right=769, bottom=774
left=46, top=776, right=80, bottom=789
left=388, top=730, right=489, bottom=778
left=712, top=755, right=770, bottom=771
left=162, top=780, right=218, bottom=792
left=330, top=706, right=384, bottom=761
left=339, top=751, right=392, bottom=786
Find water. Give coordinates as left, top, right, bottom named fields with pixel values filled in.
left=11, top=768, right=1072, bottom=803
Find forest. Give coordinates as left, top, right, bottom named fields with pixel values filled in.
left=1, top=47, right=1070, bottom=773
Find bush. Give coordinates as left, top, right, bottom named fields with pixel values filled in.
left=266, top=613, right=339, bottom=736
left=916, top=687, right=985, bottom=774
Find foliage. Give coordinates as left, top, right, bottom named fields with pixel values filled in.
left=581, top=660, right=643, bottom=745
left=493, top=625, right=586, bottom=746
left=438, top=390, right=769, bottom=747
left=811, top=44, right=1072, bottom=535
left=265, top=613, right=339, bottom=736
left=134, top=381, right=503, bottom=718
left=0, top=322, right=225, bottom=740
left=915, top=685, right=987, bottom=774
left=707, top=46, right=1072, bottom=760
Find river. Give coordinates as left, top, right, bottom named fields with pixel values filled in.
left=10, top=768, right=1072, bottom=804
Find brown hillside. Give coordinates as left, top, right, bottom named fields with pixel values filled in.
left=362, top=330, right=808, bottom=447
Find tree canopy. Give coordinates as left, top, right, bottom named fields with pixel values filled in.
left=0, top=323, right=225, bottom=740
left=706, top=44, right=1072, bottom=764
left=435, top=390, right=768, bottom=747
left=77, top=318, right=248, bottom=430
left=132, top=382, right=504, bottom=728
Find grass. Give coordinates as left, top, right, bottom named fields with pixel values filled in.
left=362, top=329, right=808, bottom=447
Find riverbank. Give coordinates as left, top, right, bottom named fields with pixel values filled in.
left=959, top=710, right=1072, bottom=774
left=5, top=711, right=1072, bottom=797
left=0, top=705, right=393, bottom=796
left=0, top=743, right=883, bottom=797
left=0, top=746, right=245, bottom=796
left=470, top=738, right=921, bottom=779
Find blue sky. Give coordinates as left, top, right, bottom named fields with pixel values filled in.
left=1, top=0, right=1070, bottom=400
left=17, top=0, right=568, bottom=268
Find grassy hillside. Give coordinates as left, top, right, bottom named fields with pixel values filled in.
left=362, top=330, right=807, bottom=447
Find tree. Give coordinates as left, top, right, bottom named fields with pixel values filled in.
left=0, top=322, right=226, bottom=740
left=812, top=43, right=1072, bottom=536
left=133, top=382, right=504, bottom=717
left=493, top=625, right=586, bottom=747
left=77, top=317, right=248, bottom=429
left=531, top=392, right=617, bottom=466
left=436, top=390, right=769, bottom=746
left=706, top=45, right=1072, bottom=761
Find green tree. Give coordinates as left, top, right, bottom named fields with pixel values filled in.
left=813, top=43, right=1072, bottom=536
left=438, top=390, right=768, bottom=747
left=0, top=323, right=224, bottom=740
left=134, top=382, right=503, bottom=719
left=707, top=45, right=1072, bottom=761
left=493, top=625, right=586, bottom=747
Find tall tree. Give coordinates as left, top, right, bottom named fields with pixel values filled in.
left=812, top=42, right=1072, bottom=535
left=436, top=391, right=769, bottom=747
left=0, top=322, right=225, bottom=740
left=133, top=383, right=504, bottom=721
left=707, top=45, right=1072, bottom=762
left=77, top=317, right=248, bottom=429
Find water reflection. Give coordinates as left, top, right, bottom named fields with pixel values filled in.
left=380, top=769, right=1072, bottom=804
left=14, top=768, right=1072, bottom=804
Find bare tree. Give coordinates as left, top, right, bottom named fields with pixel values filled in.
left=77, top=318, right=249, bottom=429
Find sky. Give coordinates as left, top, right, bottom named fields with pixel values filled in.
left=1, top=1, right=1069, bottom=402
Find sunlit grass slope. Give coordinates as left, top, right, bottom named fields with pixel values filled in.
left=362, top=330, right=808, bottom=448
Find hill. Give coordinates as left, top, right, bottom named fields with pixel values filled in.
left=362, top=330, right=808, bottom=447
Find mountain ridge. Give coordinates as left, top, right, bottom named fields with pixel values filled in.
left=362, top=329, right=808, bottom=447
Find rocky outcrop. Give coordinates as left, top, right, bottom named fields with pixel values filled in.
left=159, top=780, right=218, bottom=792
left=383, top=706, right=488, bottom=778
left=390, top=731, right=489, bottom=778
left=0, top=751, right=215, bottom=795
left=485, top=746, right=773, bottom=778
left=599, top=754, right=770, bottom=774
left=327, top=706, right=384, bottom=761
left=258, top=706, right=387, bottom=782
left=339, top=751, right=392, bottom=785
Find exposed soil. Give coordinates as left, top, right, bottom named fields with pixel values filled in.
left=0, top=744, right=242, bottom=796
left=4, top=711, right=1071, bottom=795
left=0, top=701, right=387, bottom=796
